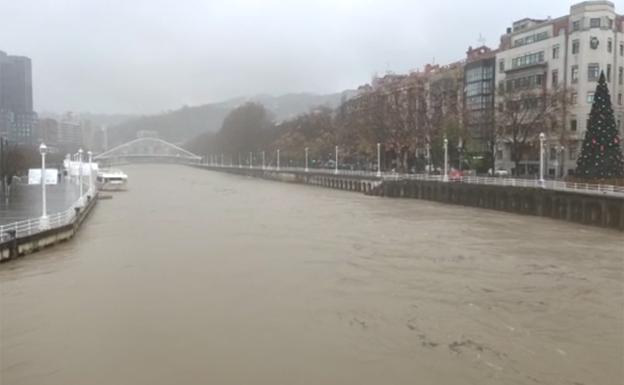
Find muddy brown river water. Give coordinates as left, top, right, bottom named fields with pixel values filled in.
left=1, top=164, right=623, bottom=385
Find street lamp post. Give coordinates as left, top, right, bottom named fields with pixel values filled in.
left=87, top=151, right=93, bottom=195
left=334, top=145, right=338, bottom=175
left=426, top=142, right=431, bottom=175
left=539, top=132, right=545, bottom=186
left=39, top=143, right=48, bottom=228
left=376, top=142, right=381, bottom=177
left=249, top=152, right=253, bottom=169
left=305, top=147, right=309, bottom=172
left=277, top=149, right=280, bottom=171
left=78, top=148, right=84, bottom=203
left=262, top=151, right=265, bottom=170
left=443, top=137, right=449, bottom=182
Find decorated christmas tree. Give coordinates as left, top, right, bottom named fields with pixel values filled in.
left=576, top=71, right=624, bottom=179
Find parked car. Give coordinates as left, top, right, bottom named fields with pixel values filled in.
left=488, top=168, right=509, bottom=177
left=448, top=169, right=464, bottom=181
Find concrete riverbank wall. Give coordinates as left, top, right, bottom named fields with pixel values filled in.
left=0, top=194, right=98, bottom=262
left=196, top=165, right=624, bottom=231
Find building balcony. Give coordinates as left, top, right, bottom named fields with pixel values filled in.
left=505, top=61, right=547, bottom=74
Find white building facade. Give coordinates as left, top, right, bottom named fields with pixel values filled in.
left=495, top=1, right=624, bottom=177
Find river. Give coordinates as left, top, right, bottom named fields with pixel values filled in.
left=1, top=164, right=623, bottom=385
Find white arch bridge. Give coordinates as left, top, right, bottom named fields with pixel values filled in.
left=94, top=137, right=202, bottom=166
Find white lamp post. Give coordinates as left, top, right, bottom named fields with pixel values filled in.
left=426, top=141, right=431, bottom=175
left=238, top=153, right=242, bottom=168
left=78, top=148, right=84, bottom=204
left=443, top=137, right=449, bottom=182
left=334, top=145, right=339, bottom=175
left=376, top=142, right=381, bottom=177
left=87, top=150, right=93, bottom=195
left=539, top=132, right=545, bottom=186
left=39, top=143, right=49, bottom=228
left=305, top=147, right=309, bottom=172
left=249, top=152, right=253, bottom=169
left=262, top=151, right=265, bottom=170
left=277, top=149, right=280, bottom=171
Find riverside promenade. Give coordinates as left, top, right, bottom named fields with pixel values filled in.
left=195, top=164, right=624, bottom=231
left=0, top=183, right=97, bottom=262
left=0, top=181, right=81, bottom=225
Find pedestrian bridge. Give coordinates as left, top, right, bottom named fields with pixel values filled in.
left=94, top=137, right=202, bottom=166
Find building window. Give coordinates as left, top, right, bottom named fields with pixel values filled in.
left=587, top=92, right=595, bottom=104
left=569, top=145, right=578, bottom=161
left=607, top=64, right=612, bottom=82
left=588, top=64, right=600, bottom=81
left=608, top=38, right=613, bottom=53
left=499, top=60, right=504, bottom=73
left=572, top=39, right=580, bottom=54
left=619, top=67, right=623, bottom=85
left=511, top=51, right=544, bottom=69
left=571, top=65, right=579, bottom=83
left=513, top=31, right=549, bottom=47
left=549, top=147, right=557, bottom=161
left=570, top=118, right=577, bottom=131
left=572, top=20, right=581, bottom=31
left=571, top=92, right=578, bottom=105
left=505, top=74, right=547, bottom=91
left=608, top=18, right=614, bottom=29
left=619, top=93, right=623, bottom=105
left=552, top=45, right=560, bottom=59
left=620, top=43, right=624, bottom=56
left=552, top=70, right=559, bottom=87
left=590, top=18, right=601, bottom=28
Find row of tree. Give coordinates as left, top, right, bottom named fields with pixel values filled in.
left=188, top=95, right=562, bottom=173
left=0, top=140, right=44, bottom=194
left=187, top=71, right=623, bottom=179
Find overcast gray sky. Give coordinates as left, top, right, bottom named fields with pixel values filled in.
left=1, top=0, right=591, bottom=114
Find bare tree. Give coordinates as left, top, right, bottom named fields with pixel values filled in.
left=496, top=85, right=570, bottom=175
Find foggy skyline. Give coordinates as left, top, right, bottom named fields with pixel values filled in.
left=0, top=0, right=600, bottom=114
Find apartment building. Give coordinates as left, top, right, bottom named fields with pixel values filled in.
left=495, top=1, right=624, bottom=177
left=0, top=50, right=36, bottom=145
left=463, top=46, right=497, bottom=160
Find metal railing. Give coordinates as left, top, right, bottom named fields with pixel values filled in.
left=199, top=163, right=624, bottom=197
left=0, top=186, right=95, bottom=244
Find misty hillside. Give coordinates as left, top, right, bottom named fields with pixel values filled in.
left=107, top=104, right=231, bottom=146
left=219, top=92, right=356, bottom=122
left=107, top=91, right=355, bottom=146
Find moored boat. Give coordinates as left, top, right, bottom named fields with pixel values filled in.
left=96, top=169, right=128, bottom=191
